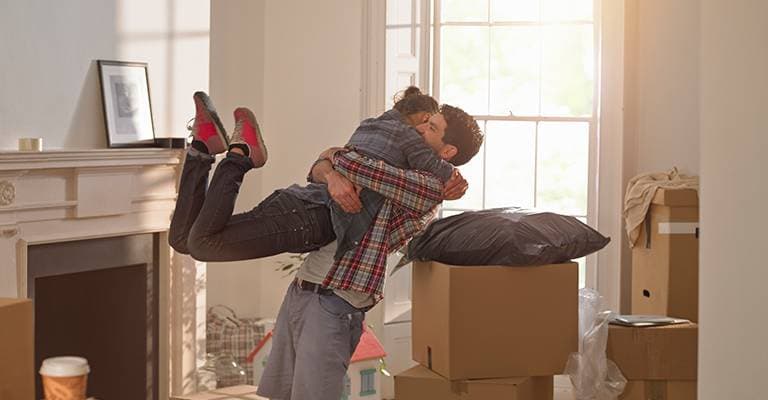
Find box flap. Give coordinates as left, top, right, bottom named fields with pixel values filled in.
left=396, top=365, right=443, bottom=380
left=468, top=377, right=529, bottom=386
left=398, top=366, right=530, bottom=386
left=395, top=366, right=460, bottom=400
left=396, top=366, right=551, bottom=400
left=412, top=261, right=451, bottom=373
left=651, top=189, right=699, bottom=206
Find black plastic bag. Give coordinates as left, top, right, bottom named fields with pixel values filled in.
left=405, top=207, right=610, bottom=266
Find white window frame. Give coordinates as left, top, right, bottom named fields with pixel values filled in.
left=363, top=0, right=625, bottom=310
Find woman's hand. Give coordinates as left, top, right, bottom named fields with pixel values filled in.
left=443, top=169, right=468, bottom=200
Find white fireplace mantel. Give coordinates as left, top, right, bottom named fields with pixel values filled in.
left=0, top=148, right=204, bottom=399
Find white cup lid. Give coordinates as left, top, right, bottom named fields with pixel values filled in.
left=40, top=356, right=90, bottom=377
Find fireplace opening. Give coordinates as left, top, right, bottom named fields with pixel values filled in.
left=28, top=233, right=159, bottom=400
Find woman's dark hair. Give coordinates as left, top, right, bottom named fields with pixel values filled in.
left=440, top=104, right=484, bottom=166
left=392, top=86, right=439, bottom=116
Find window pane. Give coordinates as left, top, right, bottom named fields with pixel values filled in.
left=386, top=0, right=422, bottom=26
left=385, top=25, right=421, bottom=109
left=541, top=25, right=594, bottom=116
left=440, top=26, right=489, bottom=116
left=387, top=0, right=414, bottom=25
left=484, top=121, right=535, bottom=209
left=491, top=0, right=539, bottom=22
left=490, top=26, right=540, bottom=116
left=542, top=0, right=593, bottom=21
left=536, top=122, right=588, bottom=215
left=364, top=374, right=372, bottom=390
left=441, top=0, right=488, bottom=22
left=443, top=139, right=485, bottom=210
left=387, top=27, right=415, bottom=58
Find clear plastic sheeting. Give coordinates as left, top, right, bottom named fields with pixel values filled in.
left=565, top=288, right=627, bottom=400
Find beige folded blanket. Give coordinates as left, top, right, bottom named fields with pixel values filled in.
left=623, top=167, right=699, bottom=248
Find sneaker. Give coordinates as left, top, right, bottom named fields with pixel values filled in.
left=230, top=107, right=268, bottom=168
left=190, top=91, right=228, bottom=154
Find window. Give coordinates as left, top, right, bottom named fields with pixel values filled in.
left=384, top=0, right=427, bottom=105
left=385, top=0, right=598, bottom=288
left=359, top=368, right=377, bottom=396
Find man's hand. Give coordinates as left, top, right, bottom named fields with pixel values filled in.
left=443, top=169, right=468, bottom=200
left=326, top=169, right=363, bottom=213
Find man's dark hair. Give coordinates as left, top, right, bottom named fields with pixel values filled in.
left=392, top=86, right=439, bottom=116
left=440, top=104, right=483, bottom=166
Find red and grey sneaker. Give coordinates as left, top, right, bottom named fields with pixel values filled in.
left=230, top=107, right=268, bottom=168
left=190, top=91, right=228, bottom=154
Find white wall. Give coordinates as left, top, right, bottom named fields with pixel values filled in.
left=619, top=0, right=700, bottom=310
left=0, top=0, right=210, bottom=150
left=699, top=1, right=768, bottom=398
left=206, top=0, right=267, bottom=319
left=624, top=0, right=700, bottom=176
left=207, top=0, right=364, bottom=318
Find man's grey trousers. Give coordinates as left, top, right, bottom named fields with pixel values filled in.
left=256, top=282, right=365, bottom=400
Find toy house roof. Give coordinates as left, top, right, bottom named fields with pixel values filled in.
left=350, top=326, right=386, bottom=363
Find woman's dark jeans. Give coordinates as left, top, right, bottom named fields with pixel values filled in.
left=169, top=151, right=335, bottom=262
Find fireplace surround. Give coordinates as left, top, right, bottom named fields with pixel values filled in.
left=0, top=149, right=205, bottom=399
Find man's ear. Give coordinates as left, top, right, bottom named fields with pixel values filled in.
left=439, top=144, right=458, bottom=161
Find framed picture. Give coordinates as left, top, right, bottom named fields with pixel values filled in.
left=97, top=60, right=157, bottom=147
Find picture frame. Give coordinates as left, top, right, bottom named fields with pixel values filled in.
left=97, top=60, right=157, bottom=148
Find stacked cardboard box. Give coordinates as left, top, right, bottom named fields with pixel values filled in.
left=607, top=323, right=698, bottom=400
left=396, top=365, right=553, bottom=400
left=395, top=261, right=578, bottom=399
left=631, top=188, right=699, bottom=321
left=0, top=298, right=35, bottom=400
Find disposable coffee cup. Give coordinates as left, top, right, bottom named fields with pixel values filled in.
left=39, top=356, right=90, bottom=400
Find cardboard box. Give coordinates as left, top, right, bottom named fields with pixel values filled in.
left=0, top=298, right=34, bottom=400
left=395, top=365, right=553, bottom=400
left=620, top=380, right=696, bottom=400
left=412, top=261, right=578, bottom=380
left=632, top=188, right=699, bottom=321
left=607, top=323, right=698, bottom=380
left=171, top=385, right=265, bottom=400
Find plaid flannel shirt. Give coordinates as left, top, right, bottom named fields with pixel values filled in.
left=321, top=150, right=444, bottom=302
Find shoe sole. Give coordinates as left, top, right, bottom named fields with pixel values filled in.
left=236, top=107, right=268, bottom=167
left=194, top=91, right=229, bottom=148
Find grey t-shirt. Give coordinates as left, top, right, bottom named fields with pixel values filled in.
left=295, top=242, right=375, bottom=309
